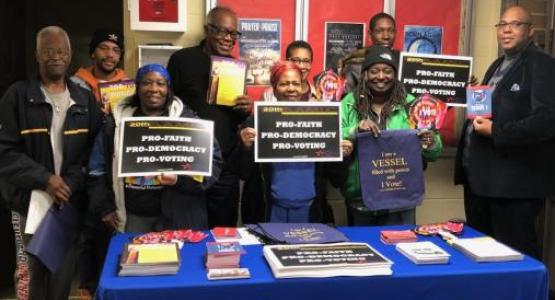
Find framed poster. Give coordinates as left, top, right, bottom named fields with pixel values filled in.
left=324, top=22, right=365, bottom=71
left=129, top=0, right=187, bottom=32
left=118, top=117, right=214, bottom=177
left=403, top=25, right=443, bottom=54
left=254, top=102, right=341, bottom=162
left=238, top=19, right=281, bottom=86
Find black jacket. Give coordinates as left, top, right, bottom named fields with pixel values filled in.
left=454, top=43, right=555, bottom=198
left=0, top=78, right=102, bottom=214
left=87, top=98, right=223, bottom=231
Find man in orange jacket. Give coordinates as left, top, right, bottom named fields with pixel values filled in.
left=72, top=29, right=128, bottom=114
left=71, top=29, right=128, bottom=299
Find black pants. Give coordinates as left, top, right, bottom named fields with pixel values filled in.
left=463, top=186, right=543, bottom=259
left=78, top=214, right=112, bottom=294
left=240, top=164, right=266, bottom=224
left=207, top=166, right=240, bottom=228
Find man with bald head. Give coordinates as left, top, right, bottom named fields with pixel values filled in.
left=455, top=6, right=555, bottom=258
left=167, top=6, right=252, bottom=228
left=0, top=26, right=101, bottom=299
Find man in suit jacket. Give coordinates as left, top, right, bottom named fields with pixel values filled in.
left=454, top=5, right=555, bottom=258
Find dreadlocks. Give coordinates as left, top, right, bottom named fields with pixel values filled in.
left=355, top=69, right=407, bottom=128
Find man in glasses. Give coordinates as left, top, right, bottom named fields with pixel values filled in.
left=0, top=26, right=101, bottom=299
left=455, top=5, right=555, bottom=258
left=71, top=29, right=128, bottom=114
left=167, top=6, right=252, bottom=228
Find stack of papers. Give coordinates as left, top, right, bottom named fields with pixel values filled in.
left=452, top=237, right=524, bottom=262
left=380, top=230, right=417, bottom=244
left=396, top=241, right=450, bottom=264
left=263, top=242, right=393, bottom=278
left=119, top=243, right=180, bottom=276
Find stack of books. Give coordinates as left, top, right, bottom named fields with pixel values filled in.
left=451, top=237, right=524, bottom=262
left=380, top=230, right=417, bottom=244
left=263, top=242, right=393, bottom=278
left=205, top=241, right=250, bottom=280
left=396, top=241, right=450, bottom=264
left=119, top=243, right=180, bottom=276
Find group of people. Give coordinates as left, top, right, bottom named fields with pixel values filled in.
left=0, top=3, right=554, bottom=300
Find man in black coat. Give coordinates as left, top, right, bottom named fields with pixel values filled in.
left=167, top=6, right=251, bottom=228
left=454, top=6, right=555, bottom=258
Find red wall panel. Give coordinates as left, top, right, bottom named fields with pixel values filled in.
left=394, top=0, right=462, bottom=55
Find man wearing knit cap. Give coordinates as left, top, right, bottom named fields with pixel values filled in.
left=72, top=28, right=128, bottom=299
left=72, top=29, right=128, bottom=114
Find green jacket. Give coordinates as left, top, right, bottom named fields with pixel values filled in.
left=340, top=92, right=443, bottom=202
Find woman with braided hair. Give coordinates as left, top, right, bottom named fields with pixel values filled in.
left=340, top=45, right=443, bottom=226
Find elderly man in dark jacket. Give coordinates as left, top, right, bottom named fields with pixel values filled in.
left=0, top=26, right=102, bottom=300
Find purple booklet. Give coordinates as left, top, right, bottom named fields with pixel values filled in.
left=246, top=223, right=349, bottom=244
left=27, top=204, right=79, bottom=273
left=357, top=130, right=425, bottom=211
left=466, top=86, right=493, bottom=118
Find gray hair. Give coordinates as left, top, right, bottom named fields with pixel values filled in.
left=206, top=6, right=236, bottom=25
left=36, top=26, right=71, bottom=51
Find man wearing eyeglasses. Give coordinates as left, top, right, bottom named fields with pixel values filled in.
left=0, top=26, right=101, bottom=299
left=455, top=6, right=555, bottom=259
left=71, top=29, right=128, bottom=115
left=167, top=6, right=252, bottom=228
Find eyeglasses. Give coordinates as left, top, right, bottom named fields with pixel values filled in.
left=287, top=57, right=312, bottom=66
left=38, top=48, right=70, bottom=59
left=207, top=24, right=242, bottom=39
left=495, top=21, right=531, bottom=30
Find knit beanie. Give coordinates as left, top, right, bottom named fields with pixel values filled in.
left=361, top=45, right=398, bottom=72
left=89, top=29, right=124, bottom=55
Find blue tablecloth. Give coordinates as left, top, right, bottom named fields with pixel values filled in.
left=97, top=226, right=548, bottom=300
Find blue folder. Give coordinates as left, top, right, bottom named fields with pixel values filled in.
left=27, top=204, right=79, bottom=273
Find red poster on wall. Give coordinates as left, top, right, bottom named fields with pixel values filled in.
left=217, top=0, right=296, bottom=100
left=139, top=0, right=179, bottom=23
left=394, top=0, right=462, bottom=55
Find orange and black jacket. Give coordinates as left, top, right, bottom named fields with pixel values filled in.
left=0, top=77, right=102, bottom=215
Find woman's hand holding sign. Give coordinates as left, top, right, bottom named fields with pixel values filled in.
left=240, top=127, right=256, bottom=150
left=158, top=173, right=178, bottom=186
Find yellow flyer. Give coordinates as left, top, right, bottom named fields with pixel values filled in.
left=98, top=79, right=136, bottom=113
left=207, top=56, right=247, bottom=106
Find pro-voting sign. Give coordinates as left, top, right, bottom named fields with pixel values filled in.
left=399, top=53, right=472, bottom=106
left=254, top=102, right=341, bottom=162
left=118, top=117, right=214, bottom=177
